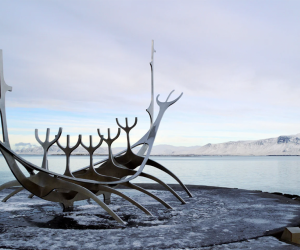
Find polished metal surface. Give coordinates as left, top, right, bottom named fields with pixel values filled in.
left=0, top=44, right=192, bottom=224
left=57, top=134, right=82, bottom=177
left=35, top=128, right=62, bottom=170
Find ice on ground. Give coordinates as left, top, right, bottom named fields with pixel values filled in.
left=200, top=236, right=298, bottom=250
left=0, top=188, right=300, bottom=249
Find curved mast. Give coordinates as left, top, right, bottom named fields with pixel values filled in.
left=137, top=41, right=155, bottom=156
left=146, top=40, right=155, bottom=126
left=0, top=50, right=12, bottom=148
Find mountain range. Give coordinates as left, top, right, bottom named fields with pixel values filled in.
left=14, top=133, right=300, bottom=156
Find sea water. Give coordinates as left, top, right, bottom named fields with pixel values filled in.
left=0, top=155, right=300, bottom=195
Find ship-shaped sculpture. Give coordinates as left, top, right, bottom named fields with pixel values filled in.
left=0, top=41, right=192, bottom=224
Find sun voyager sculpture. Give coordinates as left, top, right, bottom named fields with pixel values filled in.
left=0, top=41, right=192, bottom=225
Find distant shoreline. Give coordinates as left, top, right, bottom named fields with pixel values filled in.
left=13, top=133, right=300, bottom=156
left=10, top=154, right=300, bottom=157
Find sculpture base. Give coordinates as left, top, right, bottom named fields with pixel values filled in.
left=0, top=184, right=300, bottom=249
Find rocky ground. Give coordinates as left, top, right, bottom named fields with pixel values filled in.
left=0, top=184, right=300, bottom=249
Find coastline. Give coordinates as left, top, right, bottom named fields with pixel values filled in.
left=11, top=154, right=300, bottom=157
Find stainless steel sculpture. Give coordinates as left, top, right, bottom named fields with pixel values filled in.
left=0, top=41, right=192, bottom=224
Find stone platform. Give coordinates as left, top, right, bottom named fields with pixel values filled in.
left=0, top=184, right=300, bottom=249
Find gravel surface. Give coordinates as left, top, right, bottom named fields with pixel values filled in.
left=0, top=184, right=300, bottom=249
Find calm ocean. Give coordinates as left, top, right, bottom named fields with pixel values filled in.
left=0, top=155, right=299, bottom=195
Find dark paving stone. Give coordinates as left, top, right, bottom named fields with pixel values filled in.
left=0, top=185, right=300, bottom=249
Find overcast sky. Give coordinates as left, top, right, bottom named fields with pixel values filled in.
left=1, top=0, right=300, bottom=148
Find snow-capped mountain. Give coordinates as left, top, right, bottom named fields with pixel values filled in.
left=14, top=144, right=124, bottom=155
left=14, top=133, right=300, bottom=156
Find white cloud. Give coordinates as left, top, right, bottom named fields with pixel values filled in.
left=1, top=0, right=300, bottom=146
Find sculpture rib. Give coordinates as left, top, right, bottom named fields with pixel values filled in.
left=56, top=134, right=82, bottom=177
left=97, top=163, right=185, bottom=204
left=125, top=182, right=172, bottom=209
left=114, top=147, right=192, bottom=198
left=146, top=158, right=193, bottom=197
left=74, top=168, right=173, bottom=210
left=28, top=193, right=34, bottom=199
left=0, top=180, right=21, bottom=192
left=137, top=172, right=186, bottom=204
left=94, top=185, right=153, bottom=216
left=2, top=187, right=23, bottom=202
